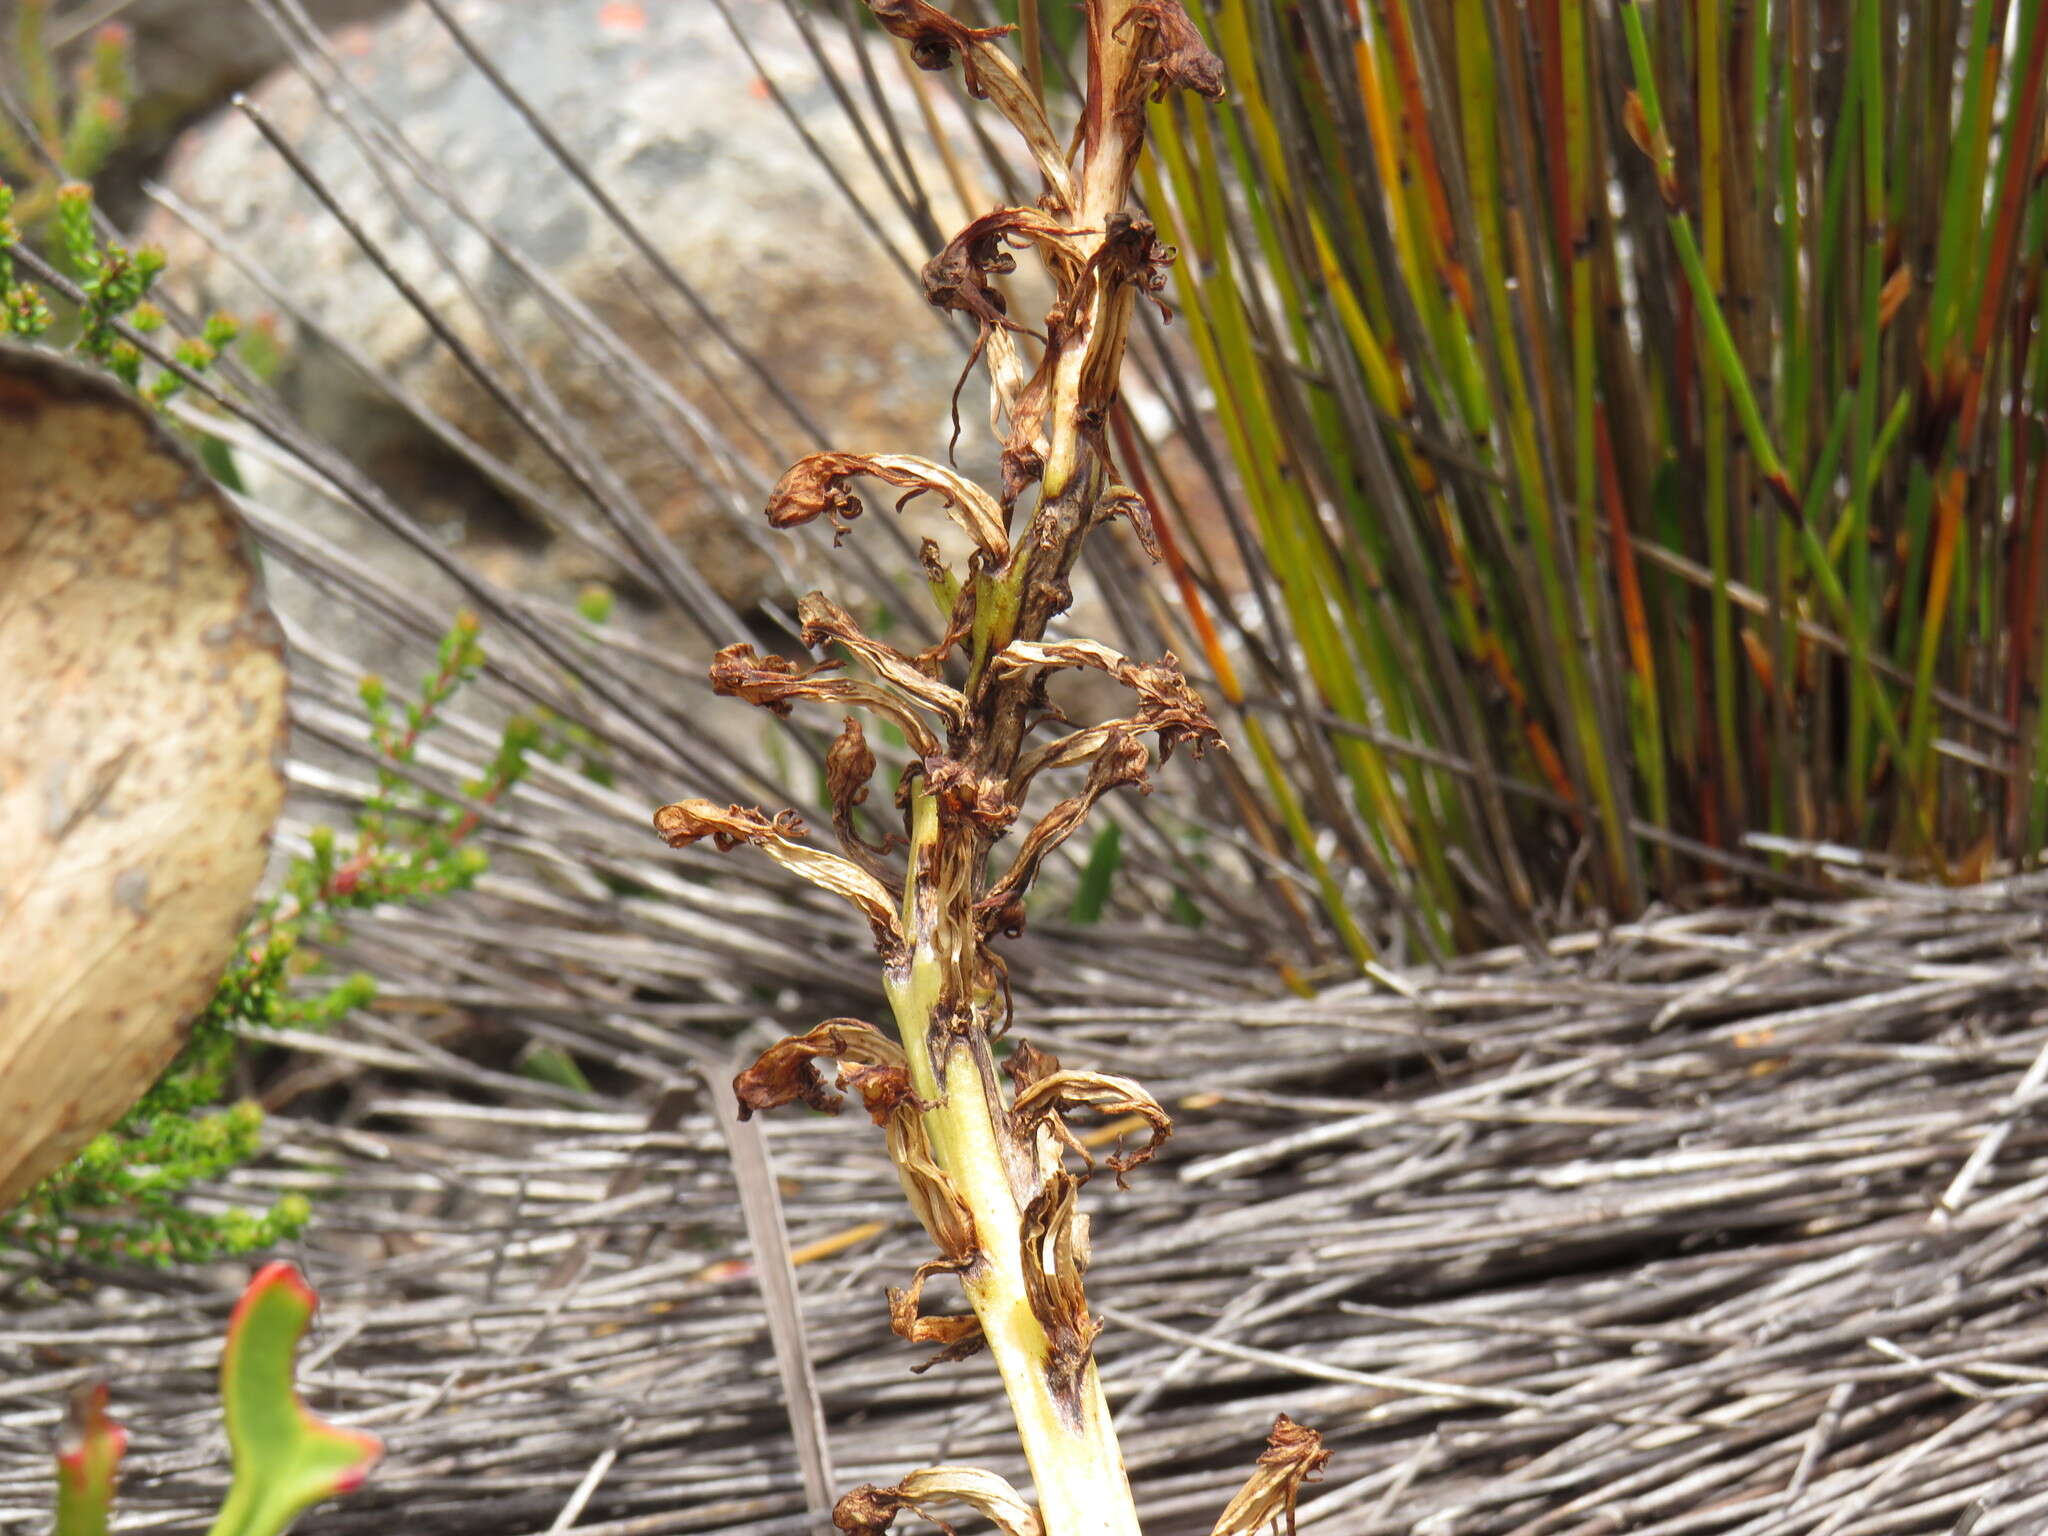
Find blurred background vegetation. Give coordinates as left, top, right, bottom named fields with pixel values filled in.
left=14, top=0, right=2045, bottom=977
left=1098, top=0, right=2048, bottom=962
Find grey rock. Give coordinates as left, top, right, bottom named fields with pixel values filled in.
left=142, top=0, right=979, bottom=639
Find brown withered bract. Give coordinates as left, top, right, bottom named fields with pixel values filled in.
left=1113, top=0, right=1226, bottom=102
left=1209, top=1415, right=1332, bottom=1536
left=731, top=1019, right=907, bottom=1120
left=1019, top=1171, right=1104, bottom=1410
left=864, top=0, right=1012, bottom=89
left=922, top=753, right=1018, bottom=834
left=1096, top=483, right=1162, bottom=562
left=1002, top=1038, right=1062, bottom=1095
left=887, top=1254, right=984, bottom=1369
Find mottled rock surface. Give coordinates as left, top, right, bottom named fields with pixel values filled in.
left=144, top=0, right=975, bottom=628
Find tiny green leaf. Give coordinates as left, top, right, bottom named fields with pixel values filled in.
left=206, top=1263, right=381, bottom=1536
left=519, top=1043, right=594, bottom=1094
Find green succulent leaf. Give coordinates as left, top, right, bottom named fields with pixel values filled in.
left=206, top=1262, right=381, bottom=1536
left=53, top=1383, right=125, bottom=1536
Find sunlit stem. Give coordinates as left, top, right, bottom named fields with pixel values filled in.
left=884, top=791, right=1142, bottom=1536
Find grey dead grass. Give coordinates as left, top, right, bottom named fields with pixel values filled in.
left=6, top=885, right=2048, bottom=1535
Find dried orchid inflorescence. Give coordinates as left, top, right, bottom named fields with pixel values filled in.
left=652, top=6, right=1321, bottom=1534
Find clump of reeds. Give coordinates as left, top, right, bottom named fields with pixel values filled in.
left=650, top=3, right=1323, bottom=1530
left=1110, top=0, right=2048, bottom=959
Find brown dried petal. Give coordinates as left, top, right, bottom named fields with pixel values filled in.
left=864, top=2, right=1073, bottom=207
left=653, top=798, right=907, bottom=958
left=710, top=641, right=941, bottom=756
left=765, top=451, right=869, bottom=538
left=997, top=641, right=1223, bottom=778
left=1003, top=1039, right=1062, bottom=1095
left=834, top=1486, right=912, bottom=1536
left=1209, top=1415, right=1331, bottom=1536
left=651, top=798, right=806, bottom=852
left=732, top=1019, right=907, bottom=1121
left=1096, top=212, right=1178, bottom=308
left=1012, top=1069, right=1174, bottom=1186
left=1115, top=0, right=1226, bottom=101
left=887, top=1255, right=984, bottom=1372
left=923, top=209, right=1078, bottom=454
left=839, top=1061, right=934, bottom=1124
left=922, top=208, right=1073, bottom=331
left=865, top=0, right=1009, bottom=80
left=826, top=715, right=904, bottom=880
left=922, top=754, right=1019, bottom=835
left=708, top=642, right=826, bottom=717
left=828, top=714, right=878, bottom=817
left=767, top=452, right=1010, bottom=560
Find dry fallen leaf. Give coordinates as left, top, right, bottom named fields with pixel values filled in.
left=0, top=347, right=288, bottom=1206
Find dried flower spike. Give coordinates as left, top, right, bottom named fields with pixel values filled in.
left=653, top=5, right=1320, bottom=1534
